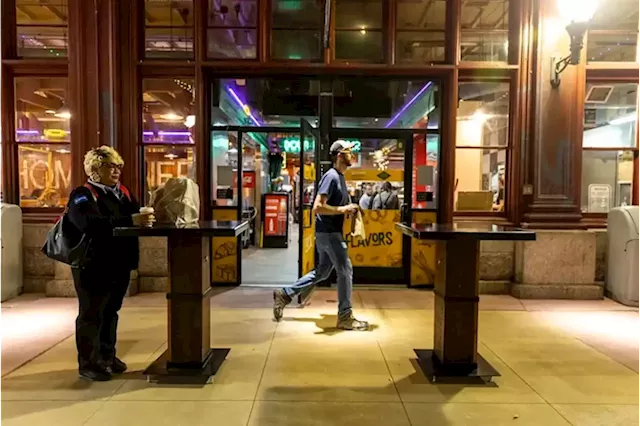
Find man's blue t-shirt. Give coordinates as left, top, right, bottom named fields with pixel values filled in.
left=315, top=168, right=349, bottom=233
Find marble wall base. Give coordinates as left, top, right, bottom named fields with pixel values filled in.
left=19, top=225, right=608, bottom=301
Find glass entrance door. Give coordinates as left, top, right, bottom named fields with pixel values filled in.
left=298, top=119, right=319, bottom=278
left=330, top=130, right=413, bottom=284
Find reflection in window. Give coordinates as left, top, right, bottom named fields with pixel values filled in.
left=581, top=150, right=635, bottom=212
left=271, top=0, right=323, bottom=60
left=142, top=78, right=196, bottom=201
left=213, top=78, right=319, bottom=127
left=583, top=83, right=638, bottom=148
left=332, top=79, right=439, bottom=129
left=16, top=0, right=68, bottom=57
left=15, top=77, right=70, bottom=207
left=587, top=0, right=639, bottom=63
left=335, top=0, right=384, bottom=62
left=144, top=0, right=194, bottom=58
left=396, top=0, right=446, bottom=63
left=460, top=0, right=509, bottom=62
left=457, top=81, right=510, bottom=147
left=412, top=134, right=439, bottom=209
left=208, top=0, right=257, bottom=58
left=454, top=148, right=506, bottom=212
left=211, top=131, right=239, bottom=207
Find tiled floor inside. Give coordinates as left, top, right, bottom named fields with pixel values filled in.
left=1, top=289, right=638, bottom=425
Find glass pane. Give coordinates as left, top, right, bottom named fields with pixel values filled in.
left=396, top=0, right=446, bottom=63
left=16, top=0, right=68, bottom=58
left=207, top=0, right=257, bottom=59
left=332, top=79, right=439, bottom=129
left=207, top=29, right=257, bottom=58
left=335, top=0, right=382, bottom=29
left=17, top=26, right=68, bottom=57
left=18, top=144, right=71, bottom=208
left=208, top=0, right=257, bottom=27
left=412, top=134, right=439, bottom=209
left=335, top=30, right=384, bottom=62
left=15, top=77, right=70, bottom=141
left=271, top=0, right=323, bottom=60
left=145, top=0, right=193, bottom=27
left=144, top=145, right=196, bottom=203
left=396, top=31, right=445, bottom=63
left=212, top=131, right=238, bottom=206
left=587, top=33, right=638, bottom=63
left=214, top=78, right=319, bottom=127
left=457, top=81, right=510, bottom=147
left=271, top=30, right=322, bottom=60
left=581, top=150, right=635, bottom=212
left=454, top=148, right=507, bottom=212
left=586, top=0, right=638, bottom=63
left=344, top=138, right=404, bottom=268
left=145, top=27, right=194, bottom=58
left=584, top=83, right=638, bottom=148
left=272, top=0, right=323, bottom=27
left=460, top=0, right=509, bottom=62
left=142, top=78, right=196, bottom=143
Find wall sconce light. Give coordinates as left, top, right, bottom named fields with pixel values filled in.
left=551, top=0, right=598, bottom=88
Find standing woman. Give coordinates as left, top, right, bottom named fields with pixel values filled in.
left=67, top=146, right=154, bottom=381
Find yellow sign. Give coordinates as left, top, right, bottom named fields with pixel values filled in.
left=303, top=163, right=315, bottom=181
left=344, top=169, right=404, bottom=182
left=301, top=206, right=315, bottom=275
left=43, top=129, right=68, bottom=139
left=410, top=211, right=437, bottom=286
left=342, top=210, right=403, bottom=267
left=211, top=209, right=238, bottom=283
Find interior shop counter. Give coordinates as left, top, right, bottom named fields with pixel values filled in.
left=395, top=222, right=536, bottom=383
left=114, top=220, right=249, bottom=384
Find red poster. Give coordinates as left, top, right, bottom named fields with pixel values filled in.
left=233, top=171, right=255, bottom=189
left=413, top=135, right=427, bottom=209
left=264, top=194, right=287, bottom=237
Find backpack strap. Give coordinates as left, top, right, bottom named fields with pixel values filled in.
left=119, top=184, right=132, bottom=201
left=83, top=183, right=99, bottom=202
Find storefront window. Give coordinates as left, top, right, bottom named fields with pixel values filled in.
left=213, top=78, right=319, bottom=127
left=332, top=79, right=439, bottom=129
left=271, top=0, right=323, bottom=61
left=396, top=0, right=446, bottom=63
left=208, top=0, right=257, bottom=59
left=142, top=78, right=196, bottom=202
left=582, top=82, right=638, bottom=212
left=587, top=0, right=639, bottom=63
left=455, top=81, right=510, bottom=212
left=460, top=0, right=509, bottom=62
left=15, top=77, right=71, bottom=207
left=335, top=0, right=383, bottom=62
left=144, top=0, right=194, bottom=59
left=16, top=0, right=68, bottom=58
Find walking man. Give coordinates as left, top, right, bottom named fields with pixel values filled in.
left=272, top=140, right=369, bottom=331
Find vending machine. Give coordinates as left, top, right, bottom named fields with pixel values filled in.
left=261, top=192, right=289, bottom=248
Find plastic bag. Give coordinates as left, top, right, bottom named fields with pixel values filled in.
left=150, top=177, right=200, bottom=226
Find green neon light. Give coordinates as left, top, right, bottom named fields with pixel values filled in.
left=280, top=138, right=361, bottom=154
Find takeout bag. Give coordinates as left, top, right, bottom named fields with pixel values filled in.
left=350, top=209, right=366, bottom=239
left=150, top=177, right=200, bottom=225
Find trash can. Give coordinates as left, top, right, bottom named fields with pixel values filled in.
left=606, top=206, right=639, bottom=307
left=1, top=203, right=23, bottom=301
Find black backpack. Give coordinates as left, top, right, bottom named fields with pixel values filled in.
left=41, top=183, right=131, bottom=267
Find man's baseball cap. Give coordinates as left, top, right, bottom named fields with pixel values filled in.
left=330, top=140, right=356, bottom=155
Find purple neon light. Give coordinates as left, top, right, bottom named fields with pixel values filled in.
left=17, top=130, right=40, bottom=134
left=143, top=131, right=192, bottom=136
left=385, top=81, right=433, bottom=128
left=226, top=87, right=262, bottom=127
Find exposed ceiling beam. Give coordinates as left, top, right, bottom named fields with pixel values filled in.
left=38, top=0, right=67, bottom=22
left=17, top=5, right=37, bottom=20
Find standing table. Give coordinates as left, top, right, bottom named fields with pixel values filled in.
left=396, top=222, right=535, bottom=383
left=114, top=220, right=249, bottom=384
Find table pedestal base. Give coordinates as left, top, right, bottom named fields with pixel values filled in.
left=414, top=349, right=499, bottom=384
left=144, top=348, right=230, bottom=385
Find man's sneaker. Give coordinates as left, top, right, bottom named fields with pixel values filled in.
left=79, top=366, right=112, bottom=382
left=336, top=312, right=369, bottom=331
left=273, top=288, right=292, bottom=321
